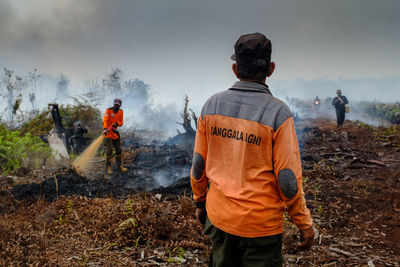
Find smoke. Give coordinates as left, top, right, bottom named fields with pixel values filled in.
left=92, top=68, right=182, bottom=138
left=153, top=166, right=191, bottom=189
left=0, top=71, right=72, bottom=126
left=1, top=64, right=398, bottom=135
left=279, top=95, right=394, bottom=128
left=0, top=1, right=16, bottom=52
left=267, top=76, right=400, bottom=126
left=269, top=77, right=400, bottom=103
left=1, top=0, right=399, bottom=103
left=0, top=68, right=183, bottom=137
left=55, top=73, right=70, bottom=101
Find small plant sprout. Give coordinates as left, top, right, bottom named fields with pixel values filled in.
left=303, top=176, right=309, bottom=186
left=317, top=205, right=324, bottom=217
left=124, top=199, right=134, bottom=215
left=312, top=183, right=321, bottom=212
left=134, top=235, right=142, bottom=247
left=66, top=199, right=73, bottom=213
left=167, top=247, right=185, bottom=263
left=79, top=249, right=88, bottom=265
left=118, top=218, right=137, bottom=230
left=55, top=215, right=64, bottom=224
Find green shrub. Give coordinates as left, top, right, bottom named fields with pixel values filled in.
left=0, top=124, right=52, bottom=174
left=20, top=110, right=53, bottom=136
left=58, top=104, right=102, bottom=138
left=3, top=103, right=102, bottom=174
left=20, top=104, right=102, bottom=138
left=360, top=102, right=400, bottom=124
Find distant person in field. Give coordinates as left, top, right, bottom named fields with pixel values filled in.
left=332, top=89, right=349, bottom=129
left=190, top=33, right=314, bottom=267
left=313, top=96, right=320, bottom=112
left=103, top=99, right=128, bottom=174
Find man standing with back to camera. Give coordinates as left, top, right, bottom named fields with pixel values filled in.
left=190, top=33, right=314, bottom=266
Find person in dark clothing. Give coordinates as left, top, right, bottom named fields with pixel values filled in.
left=313, top=96, right=320, bottom=112
left=69, top=122, right=88, bottom=154
left=332, top=89, right=348, bottom=128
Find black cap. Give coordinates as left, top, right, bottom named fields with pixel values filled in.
left=114, top=99, right=122, bottom=106
left=231, top=33, right=271, bottom=73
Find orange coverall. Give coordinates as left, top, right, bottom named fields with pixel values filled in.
left=190, top=81, right=313, bottom=238
left=103, top=108, right=123, bottom=139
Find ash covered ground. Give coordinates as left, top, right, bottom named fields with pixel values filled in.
left=6, top=133, right=195, bottom=203
left=1, top=117, right=400, bottom=266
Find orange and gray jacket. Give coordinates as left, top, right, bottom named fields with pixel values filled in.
left=103, top=108, right=123, bottom=139
left=190, top=81, right=312, bottom=238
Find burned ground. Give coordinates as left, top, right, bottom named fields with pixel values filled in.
left=4, top=142, right=192, bottom=205
left=1, top=118, right=400, bottom=266
left=293, top=119, right=400, bottom=266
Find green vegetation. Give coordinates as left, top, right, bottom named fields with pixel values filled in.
left=167, top=247, right=185, bottom=263
left=59, top=104, right=102, bottom=136
left=20, top=103, right=102, bottom=138
left=55, top=199, right=75, bottom=224
left=79, top=249, right=88, bottom=266
left=360, top=101, right=400, bottom=124
left=303, top=176, right=309, bottom=187
left=116, top=216, right=142, bottom=248
left=19, top=109, right=53, bottom=136
left=124, top=198, right=134, bottom=215
left=14, top=103, right=103, bottom=172
left=0, top=124, right=51, bottom=174
left=381, top=125, right=398, bottom=136
left=358, top=121, right=375, bottom=131
left=312, top=183, right=321, bottom=213
left=66, top=199, right=73, bottom=213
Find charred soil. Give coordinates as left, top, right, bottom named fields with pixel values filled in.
left=1, top=118, right=400, bottom=266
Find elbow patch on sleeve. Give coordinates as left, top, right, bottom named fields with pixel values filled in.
left=278, top=169, right=298, bottom=199
left=192, top=153, right=205, bottom=180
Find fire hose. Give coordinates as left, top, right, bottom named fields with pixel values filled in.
left=104, top=123, right=118, bottom=135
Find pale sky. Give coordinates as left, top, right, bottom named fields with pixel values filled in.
left=1, top=0, right=399, bottom=105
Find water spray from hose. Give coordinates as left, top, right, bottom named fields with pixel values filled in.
left=72, top=134, right=105, bottom=176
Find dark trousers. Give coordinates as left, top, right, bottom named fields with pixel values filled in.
left=336, top=108, right=345, bottom=127
left=105, top=138, right=122, bottom=157
left=204, top=218, right=283, bottom=267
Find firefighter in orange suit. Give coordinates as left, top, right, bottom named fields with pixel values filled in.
left=103, top=99, right=127, bottom=174
left=190, top=33, right=314, bottom=266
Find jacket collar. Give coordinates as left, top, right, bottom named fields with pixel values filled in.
left=229, top=81, right=272, bottom=95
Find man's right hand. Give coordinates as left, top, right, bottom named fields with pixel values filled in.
left=195, top=208, right=207, bottom=225
left=297, top=227, right=314, bottom=251
left=103, top=128, right=109, bottom=135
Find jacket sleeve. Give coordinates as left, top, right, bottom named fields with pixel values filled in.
left=273, top=116, right=313, bottom=230
left=118, top=110, right=123, bottom=127
left=103, top=109, right=109, bottom=129
left=344, top=96, right=349, bottom=104
left=190, top=115, right=209, bottom=208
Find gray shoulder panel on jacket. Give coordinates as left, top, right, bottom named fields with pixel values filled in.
left=274, top=104, right=293, bottom=130
left=201, top=89, right=292, bottom=130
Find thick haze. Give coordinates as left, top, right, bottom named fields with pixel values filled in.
left=1, top=0, right=399, bottom=109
